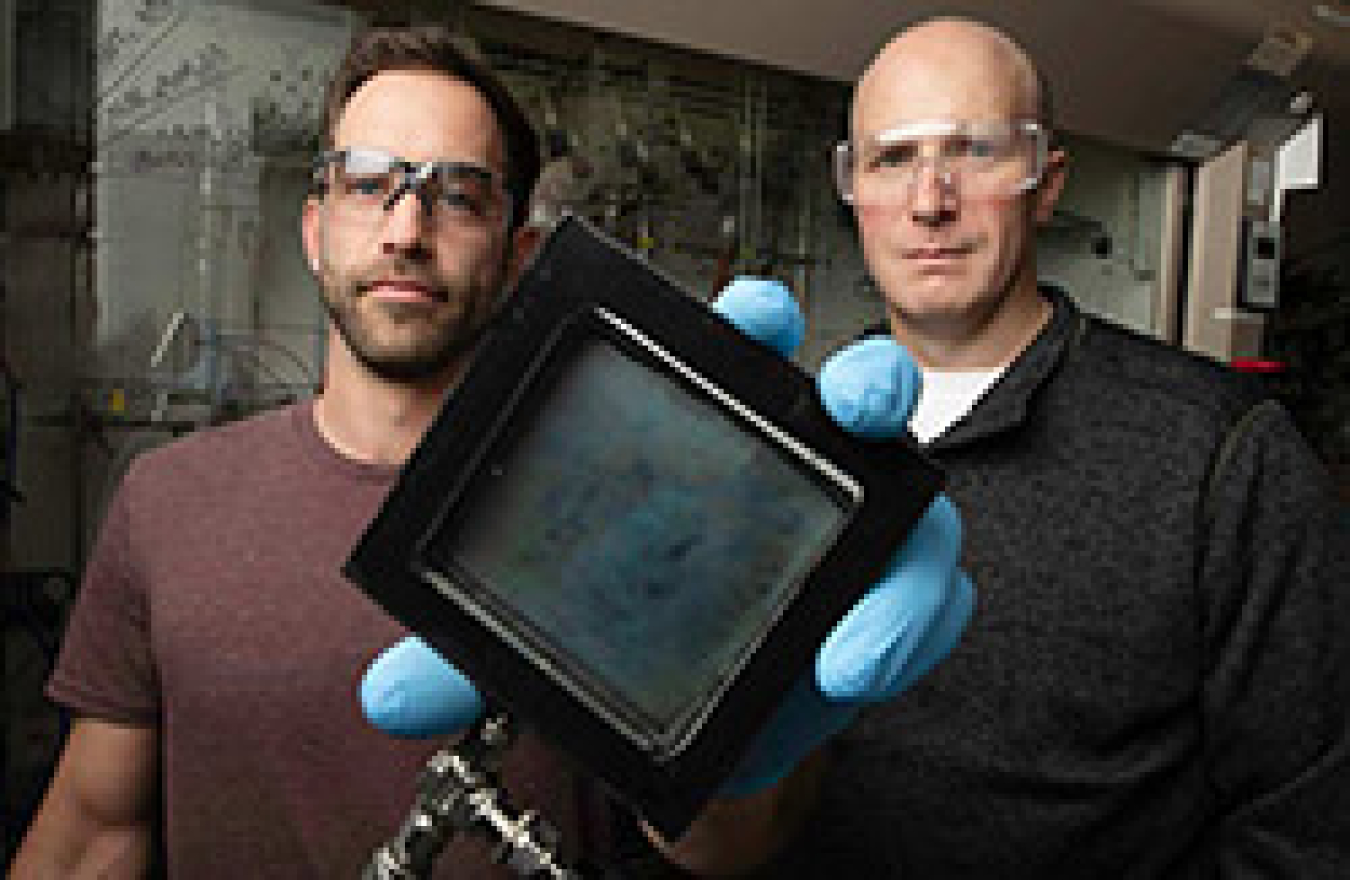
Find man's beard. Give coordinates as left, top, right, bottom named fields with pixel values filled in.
left=320, top=256, right=504, bottom=383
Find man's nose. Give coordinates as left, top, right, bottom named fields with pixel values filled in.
left=908, top=160, right=958, bottom=225
left=378, top=186, right=435, bottom=254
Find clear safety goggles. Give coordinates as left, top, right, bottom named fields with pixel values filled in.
left=312, top=148, right=513, bottom=233
left=835, top=120, right=1049, bottom=205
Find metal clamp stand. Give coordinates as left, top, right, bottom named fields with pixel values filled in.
left=363, top=711, right=587, bottom=879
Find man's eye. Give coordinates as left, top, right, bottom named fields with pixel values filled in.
left=954, top=138, right=1004, bottom=161
left=869, top=143, right=917, bottom=170
left=435, top=184, right=485, bottom=215
left=342, top=174, right=392, bottom=197
left=432, top=175, right=499, bottom=217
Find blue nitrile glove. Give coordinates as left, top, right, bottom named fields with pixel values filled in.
left=362, top=277, right=974, bottom=796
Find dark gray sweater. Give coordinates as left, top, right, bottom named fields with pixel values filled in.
left=767, top=289, right=1350, bottom=878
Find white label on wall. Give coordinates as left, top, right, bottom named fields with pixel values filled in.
left=1247, top=157, right=1273, bottom=207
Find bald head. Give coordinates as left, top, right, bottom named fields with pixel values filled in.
left=853, top=18, right=1048, bottom=138
left=843, top=17, right=1067, bottom=369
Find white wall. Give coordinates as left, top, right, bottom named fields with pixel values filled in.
left=1039, top=135, right=1174, bottom=337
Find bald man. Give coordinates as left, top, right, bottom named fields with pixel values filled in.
left=764, top=17, right=1350, bottom=877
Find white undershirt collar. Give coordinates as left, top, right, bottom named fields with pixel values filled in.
left=909, top=367, right=1007, bottom=444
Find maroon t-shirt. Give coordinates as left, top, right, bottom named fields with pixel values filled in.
left=48, top=402, right=600, bottom=877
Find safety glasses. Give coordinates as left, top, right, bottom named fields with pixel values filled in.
left=313, top=148, right=512, bottom=231
left=835, top=120, right=1049, bottom=205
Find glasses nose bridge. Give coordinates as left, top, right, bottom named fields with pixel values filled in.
left=374, top=165, right=441, bottom=247
left=382, top=162, right=438, bottom=217
left=904, top=151, right=958, bottom=208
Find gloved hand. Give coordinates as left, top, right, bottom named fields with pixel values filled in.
left=361, top=277, right=975, bottom=796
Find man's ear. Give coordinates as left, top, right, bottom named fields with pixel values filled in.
left=301, top=197, right=323, bottom=274
left=1033, top=148, right=1068, bottom=224
left=505, top=222, right=544, bottom=287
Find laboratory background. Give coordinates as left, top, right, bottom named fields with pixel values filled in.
left=2, top=0, right=1349, bottom=857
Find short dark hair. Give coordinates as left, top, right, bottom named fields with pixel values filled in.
left=321, top=25, right=541, bottom=229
